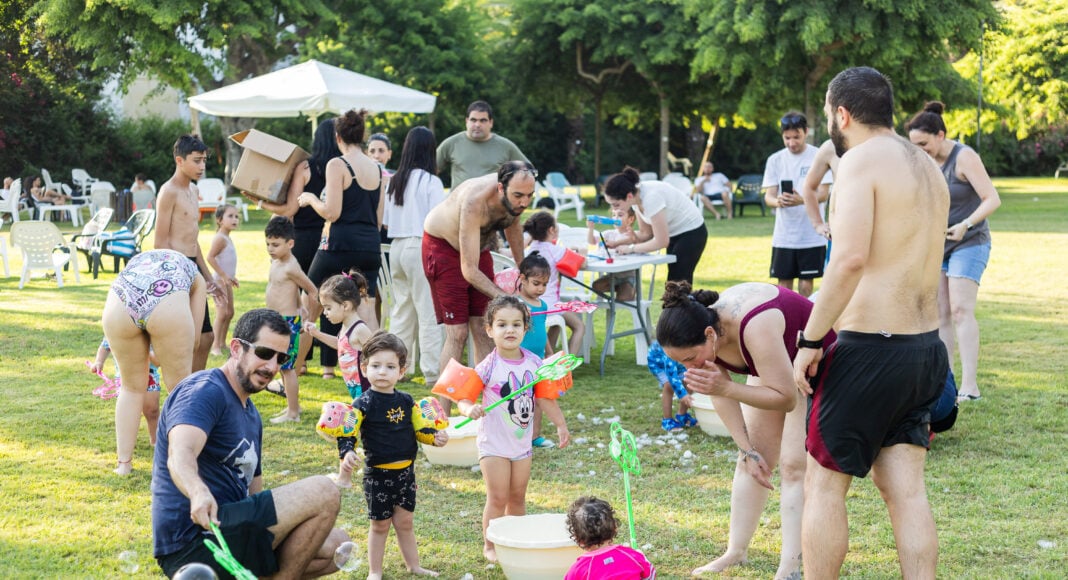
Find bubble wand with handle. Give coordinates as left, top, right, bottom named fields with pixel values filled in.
left=609, top=421, right=641, bottom=549
left=454, top=354, right=582, bottom=428
left=530, top=300, right=598, bottom=316
left=204, top=522, right=257, bottom=580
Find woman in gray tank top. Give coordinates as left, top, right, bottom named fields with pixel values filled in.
left=907, top=101, right=1002, bottom=402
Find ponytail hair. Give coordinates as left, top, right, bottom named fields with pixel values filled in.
left=656, top=280, right=722, bottom=348
left=905, top=101, right=947, bottom=136
left=603, top=166, right=641, bottom=201
left=319, top=269, right=369, bottom=308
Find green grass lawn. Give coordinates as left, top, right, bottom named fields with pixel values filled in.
left=1, top=177, right=1065, bottom=578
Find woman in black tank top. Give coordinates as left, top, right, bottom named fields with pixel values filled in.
left=298, top=109, right=384, bottom=375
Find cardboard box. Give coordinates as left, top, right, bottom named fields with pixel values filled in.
left=229, top=129, right=309, bottom=203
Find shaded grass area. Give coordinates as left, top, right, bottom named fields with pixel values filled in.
left=0, top=178, right=1065, bottom=577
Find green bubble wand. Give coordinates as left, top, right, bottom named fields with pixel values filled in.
left=204, top=522, right=257, bottom=580
left=609, top=421, right=641, bottom=548
left=455, top=354, right=582, bottom=428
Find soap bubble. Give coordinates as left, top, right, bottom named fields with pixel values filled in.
left=334, top=541, right=362, bottom=572
left=118, top=550, right=140, bottom=574
left=173, top=562, right=218, bottom=579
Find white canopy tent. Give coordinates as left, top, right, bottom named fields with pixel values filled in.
left=188, top=59, right=436, bottom=136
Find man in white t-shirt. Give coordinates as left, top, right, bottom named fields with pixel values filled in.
left=694, top=161, right=733, bottom=219
left=762, top=112, right=832, bottom=297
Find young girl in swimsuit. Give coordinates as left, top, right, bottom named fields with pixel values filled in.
left=304, top=270, right=374, bottom=402
left=456, top=295, right=571, bottom=562
left=207, top=204, right=240, bottom=356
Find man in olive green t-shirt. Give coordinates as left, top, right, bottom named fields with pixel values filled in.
left=437, top=100, right=529, bottom=188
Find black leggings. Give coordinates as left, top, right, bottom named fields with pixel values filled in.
left=665, top=224, right=708, bottom=284
left=306, top=249, right=380, bottom=367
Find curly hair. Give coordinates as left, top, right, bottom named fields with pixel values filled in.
left=566, top=496, right=619, bottom=550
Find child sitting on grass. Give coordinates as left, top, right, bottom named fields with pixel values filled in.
left=647, top=340, right=696, bottom=432
left=565, top=496, right=655, bottom=579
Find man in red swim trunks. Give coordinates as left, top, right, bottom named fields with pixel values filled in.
left=422, top=161, right=535, bottom=410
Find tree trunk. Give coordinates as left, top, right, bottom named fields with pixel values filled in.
left=566, top=113, right=585, bottom=184
left=594, top=97, right=603, bottom=182
left=659, top=93, right=669, bottom=178
left=686, top=113, right=705, bottom=177
left=217, top=116, right=256, bottom=186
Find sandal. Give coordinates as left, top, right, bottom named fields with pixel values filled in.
left=661, top=417, right=684, bottom=432
left=676, top=412, right=698, bottom=428
left=265, top=380, right=286, bottom=398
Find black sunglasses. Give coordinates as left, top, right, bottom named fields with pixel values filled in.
left=235, top=338, right=292, bottom=366
left=780, top=114, right=806, bottom=131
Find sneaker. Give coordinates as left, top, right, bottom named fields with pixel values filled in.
left=532, top=436, right=556, bottom=448
left=676, top=412, right=698, bottom=428
left=661, top=417, right=684, bottom=432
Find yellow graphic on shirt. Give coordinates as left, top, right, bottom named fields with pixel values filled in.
left=386, top=406, right=405, bottom=423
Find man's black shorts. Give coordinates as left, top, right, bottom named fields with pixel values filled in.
left=806, top=330, right=947, bottom=477
left=770, top=246, right=826, bottom=280
left=157, top=491, right=279, bottom=579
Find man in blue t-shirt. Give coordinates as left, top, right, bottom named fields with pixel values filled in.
left=152, top=308, right=350, bottom=578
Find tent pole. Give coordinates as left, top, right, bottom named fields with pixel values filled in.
left=191, top=109, right=202, bottom=138
left=310, top=113, right=319, bottom=139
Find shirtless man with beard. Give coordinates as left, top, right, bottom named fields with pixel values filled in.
left=793, top=66, right=950, bottom=579
left=422, top=161, right=535, bottom=411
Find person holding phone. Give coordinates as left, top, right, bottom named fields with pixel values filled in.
left=761, top=112, right=832, bottom=297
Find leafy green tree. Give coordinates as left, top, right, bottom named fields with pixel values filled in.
left=688, top=0, right=999, bottom=131
left=34, top=0, right=338, bottom=178
left=963, top=0, right=1068, bottom=139
left=510, top=0, right=712, bottom=178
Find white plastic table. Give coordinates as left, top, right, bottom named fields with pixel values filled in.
left=567, top=252, right=676, bottom=375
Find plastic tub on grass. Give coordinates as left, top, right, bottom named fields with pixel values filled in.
left=690, top=394, right=730, bottom=437
left=420, top=415, right=480, bottom=466
left=486, top=513, right=582, bottom=580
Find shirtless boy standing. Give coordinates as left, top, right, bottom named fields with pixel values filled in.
left=264, top=216, right=319, bottom=423
left=154, top=135, right=220, bottom=372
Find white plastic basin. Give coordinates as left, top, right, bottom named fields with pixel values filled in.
left=690, top=394, right=731, bottom=437
left=420, top=416, right=481, bottom=466
left=486, top=513, right=583, bottom=580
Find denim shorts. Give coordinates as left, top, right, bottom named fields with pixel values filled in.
left=943, top=242, right=990, bottom=285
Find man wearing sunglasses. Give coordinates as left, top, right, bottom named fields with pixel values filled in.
left=153, top=308, right=351, bottom=578
left=436, top=100, right=529, bottom=188
left=422, top=160, right=536, bottom=413
left=762, top=112, right=834, bottom=298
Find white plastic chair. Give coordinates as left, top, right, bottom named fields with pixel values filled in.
left=197, top=178, right=227, bottom=220
left=540, top=172, right=585, bottom=220
left=2, top=179, right=33, bottom=223
left=71, top=168, right=98, bottom=195
left=130, top=179, right=157, bottom=211
left=10, top=221, right=80, bottom=288
left=90, top=181, right=116, bottom=214
left=639, top=171, right=659, bottom=182
left=36, top=199, right=82, bottom=227
left=0, top=236, right=8, bottom=276
left=378, top=243, right=393, bottom=330
left=663, top=173, right=694, bottom=198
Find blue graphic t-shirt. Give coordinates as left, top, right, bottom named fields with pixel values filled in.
left=151, top=368, right=263, bottom=557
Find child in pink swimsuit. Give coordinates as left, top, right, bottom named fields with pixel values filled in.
left=565, top=496, right=656, bottom=579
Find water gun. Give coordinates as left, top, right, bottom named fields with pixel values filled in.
left=587, top=215, right=622, bottom=226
